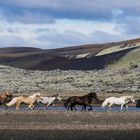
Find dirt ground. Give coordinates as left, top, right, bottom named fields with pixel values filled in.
left=0, top=110, right=140, bottom=140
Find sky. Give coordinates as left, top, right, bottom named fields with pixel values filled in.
left=0, top=0, right=140, bottom=49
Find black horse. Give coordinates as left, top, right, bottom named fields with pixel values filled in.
left=64, top=92, right=99, bottom=111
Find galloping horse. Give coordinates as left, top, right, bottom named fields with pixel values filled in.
left=64, top=92, right=99, bottom=111
left=6, top=93, right=42, bottom=111
left=102, top=96, right=135, bottom=111
left=36, top=94, right=61, bottom=109
left=0, top=92, right=13, bottom=109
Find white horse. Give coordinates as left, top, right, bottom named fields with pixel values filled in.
left=102, top=96, right=135, bottom=111
left=37, top=94, right=61, bottom=109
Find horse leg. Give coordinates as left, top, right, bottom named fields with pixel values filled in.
left=81, top=105, right=86, bottom=111
left=121, top=104, right=124, bottom=111
left=15, top=102, right=21, bottom=111
left=67, top=105, right=70, bottom=110
left=125, top=105, right=128, bottom=111
left=84, top=105, right=87, bottom=111
left=46, top=103, right=51, bottom=109
left=73, top=106, right=77, bottom=111
left=81, top=106, right=83, bottom=111
left=70, top=104, right=75, bottom=111
left=123, top=104, right=128, bottom=111
left=28, top=102, right=34, bottom=110
left=88, top=105, right=93, bottom=111
left=4, top=104, right=8, bottom=110
left=108, top=104, right=113, bottom=111
left=70, top=105, right=73, bottom=111
left=31, top=104, right=35, bottom=110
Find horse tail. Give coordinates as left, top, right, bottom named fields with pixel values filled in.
left=102, top=99, right=109, bottom=107
left=64, top=98, right=71, bottom=108
left=6, top=97, right=18, bottom=107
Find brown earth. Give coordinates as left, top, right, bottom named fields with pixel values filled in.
left=0, top=111, right=140, bottom=140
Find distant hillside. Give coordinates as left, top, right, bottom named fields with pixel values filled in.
left=0, top=38, right=140, bottom=70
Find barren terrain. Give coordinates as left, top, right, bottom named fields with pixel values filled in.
left=0, top=111, right=140, bottom=140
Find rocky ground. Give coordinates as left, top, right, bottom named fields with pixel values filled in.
left=0, top=111, right=140, bottom=140
left=0, top=64, right=140, bottom=96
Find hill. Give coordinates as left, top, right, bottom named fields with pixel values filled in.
left=0, top=38, right=140, bottom=70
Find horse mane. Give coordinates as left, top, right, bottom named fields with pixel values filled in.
left=30, top=93, right=41, bottom=98
left=52, top=94, right=59, bottom=97
left=120, top=96, right=133, bottom=101
left=5, top=92, right=12, bottom=96
left=83, top=92, right=96, bottom=97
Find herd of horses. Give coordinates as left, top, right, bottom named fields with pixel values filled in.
left=0, top=91, right=136, bottom=111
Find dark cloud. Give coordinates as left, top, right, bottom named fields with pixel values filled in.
left=0, top=6, right=55, bottom=24
left=0, top=0, right=140, bottom=21
left=1, top=0, right=140, bottom=16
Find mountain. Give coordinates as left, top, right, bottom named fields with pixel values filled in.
left=0, top=38, right=140, bottom=70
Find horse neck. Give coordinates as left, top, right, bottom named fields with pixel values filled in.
left=29, top=94, right=37, bottom=98
left=83, top=95, right=93, bottom=102
left=49, top=97, right=56, bottom=102
left=120, top=96, right=131, bottom=100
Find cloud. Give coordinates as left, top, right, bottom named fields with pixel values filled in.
left=0, top=19, right=124, bottom=49
left=0, top=34, right=26, bottom=47
left=0, top=7, right=55, bottom=24
left=1, top=0, right=140, bottom=20
left=0, top=0, right=140, bottom=49
left=37, top=30, right=94, bottom=48
left=2, top=0, right=140, bottom=10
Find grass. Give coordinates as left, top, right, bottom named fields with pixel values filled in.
left=108, top=47, right=140, bottom=70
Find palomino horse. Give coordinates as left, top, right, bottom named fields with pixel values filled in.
left=102, top=96, right=135, bottom=111
left=0, top=92, right=13, bottom=109
left=6, top=93, right=42, bottom=110
left=36, top=94, right=61, bottom=109
left=64, top=92, right=99, bottom=111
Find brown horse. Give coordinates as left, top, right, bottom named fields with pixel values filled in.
left=0, top=92, right=13, bottom=109
left=64, top=92, right=99, bottom=111
left=6, top=93, right=42, bottom=111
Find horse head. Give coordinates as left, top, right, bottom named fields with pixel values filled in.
left=127, top=96, right=135, bottom=103
left=121, top=96, right=135, bottom=103
left=52, top=94, right=61, bottom=101
left=31, top=93, right=43, bottom=101
left=88, top=92, right=99, bottom=102
left=5, top=92, right=13, bottom=101
left=32, top=93, right=41, bottom=97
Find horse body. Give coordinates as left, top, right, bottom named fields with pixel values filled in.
left=37, top=94, right=61, bottom=109
left=102, top=96, right=135, bottom=111
left=64, top=92, right=99, bottom=111
left=6, top=93, right=42, bottom=110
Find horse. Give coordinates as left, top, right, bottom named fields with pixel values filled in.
left=36, top=94, right=61, bottom=109
left=0, top=92, right=13, bottom=109
left=64, top=92, right=99, bottom=111
left=6, top=93, right=42, bottom=111
left=102, top=96, right=135, bottom=111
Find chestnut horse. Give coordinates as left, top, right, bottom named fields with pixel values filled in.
left=64, top=92, right=99, bottom=111
left=6, top=93, right=42, bottom=111
left=0, top=92, right=13, bottom=109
